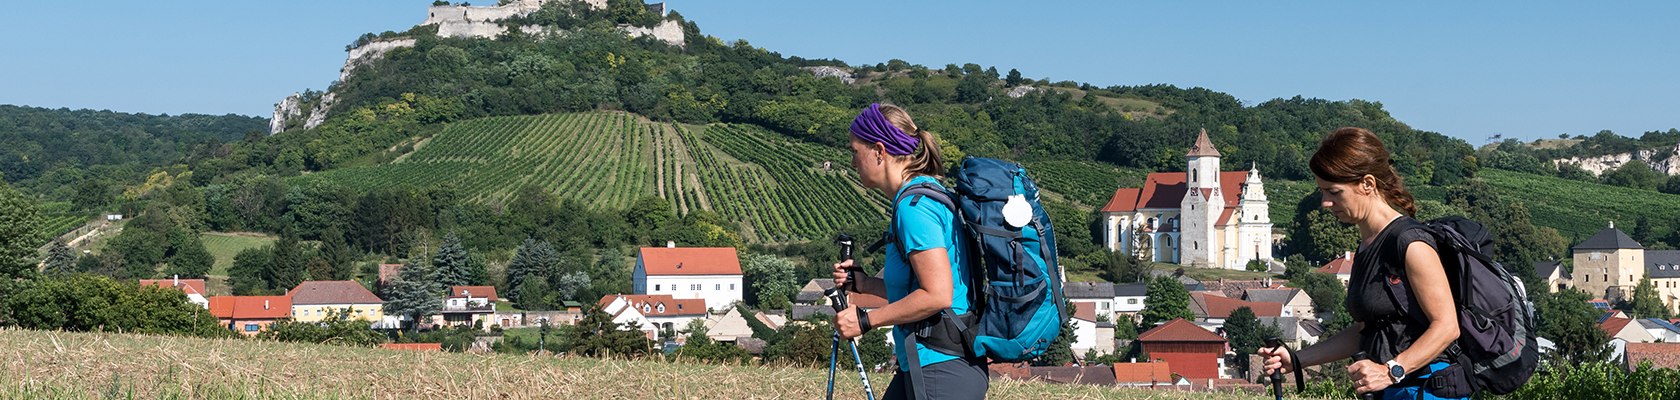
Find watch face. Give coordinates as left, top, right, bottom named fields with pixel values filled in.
left=1390, top=364, right=1406, bottom=379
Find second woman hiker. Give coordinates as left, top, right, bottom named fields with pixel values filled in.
left=832, top=103, right=987, bottom=400
left=1260, top=127, right=1468, bottom=400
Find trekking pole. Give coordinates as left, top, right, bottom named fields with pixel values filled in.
left=1353, top=351, right=1376, bottom=400
left=824, top=234, right=875, bottom=400
left=1263, top=337, right=1285, bottom=400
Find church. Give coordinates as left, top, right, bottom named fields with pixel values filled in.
left=1099, top=129, right=1274, bottom=270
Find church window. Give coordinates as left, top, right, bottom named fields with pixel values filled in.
left=1192, top=170, right=1198, bottom=183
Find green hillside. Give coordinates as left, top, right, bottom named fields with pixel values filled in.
left=1477, top=169, right=1680, bottom=241
left=297, top=111, right=883, bottom=243
left=0, top=329, right=1259, bottom=399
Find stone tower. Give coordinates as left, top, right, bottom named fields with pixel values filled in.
left=1180, top=128, right=1223, bottom=267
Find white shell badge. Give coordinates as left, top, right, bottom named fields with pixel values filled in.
left=1002, top=194, right=1033, bottom=228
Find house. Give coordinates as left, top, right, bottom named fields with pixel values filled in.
left=1115, top=283, right=1148, bottom=316
left=1202, top=279, right=1286, bottom=300
left=441, top=285, right=497, bottom=328
left=1243, top=288, right=1312, bottom=319
left=599, top=294, right=708, bottom=340
left=287, top=281, right=384, bottom=323
left=208, top=295, right=291, bottom=336
left=1070, top=301, right=1108, bottom=357
left=1189, top=292, right=1283, bottom=327
left=1065, top=281, right=1118, bottom=321
left=1315, top=252, right=1354, bottom=287
left=1623, top=343, right=1680, bottom=371
left=139, top=276, right=209, bottom=308
left=1099, top=129, right=1274, bottom=270
left=794, top=279, right=889, bottom=310
left=1534, top=260, right=1571, bottom=293
left=1111, top=362, right=1180, bottom=387
left=1570, top=222, right=1680, bottom=313
left=701, top=306, right=756, bottom=343
left=1136, top=318, right=1229, bottom=380
left=1637, top=318, right=1680, bottom=343
left=1257, top=316, right=1326, bottom=349
left=1601, top=315, right=1659, bottom=343
left=634, top=246, right=743, bottom=311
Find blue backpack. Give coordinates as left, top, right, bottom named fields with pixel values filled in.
left=875, top=157, right=1065, bottom=373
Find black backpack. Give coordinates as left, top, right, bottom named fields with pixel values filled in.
left=1384, top=216, right=1540, bottom=395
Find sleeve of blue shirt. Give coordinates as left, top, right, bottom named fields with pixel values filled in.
left=894, top=197, right=953, bottom=254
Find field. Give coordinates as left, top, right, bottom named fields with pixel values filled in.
left=0, top=329, right=1266, bottom=399
left=201, top=232, right=278, bottom=295
left=686, top=123, right=885, bottom=242
left=1026, top=160, right=1149, bottom=208
left=33, top=202, right=90, bottom=242
left=1475, top=169, right=1680, bottom=240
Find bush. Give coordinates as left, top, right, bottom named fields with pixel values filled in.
left=0, top=274, right=230, bottom=339
left=259, top=309, right=385, bottom=347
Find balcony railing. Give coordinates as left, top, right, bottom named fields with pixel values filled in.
left=441, top=303, right=495, bottom=313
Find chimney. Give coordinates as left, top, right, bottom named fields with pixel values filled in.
left=173, top=274, right=179, bottom=286
left=1345, top=251, right=1353, bottom=260
left=264, top=300, right=270, bottom=310
left=666, top=241, right=676, bottom=248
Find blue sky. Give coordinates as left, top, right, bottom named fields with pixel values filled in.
left=2, top=1, right=1676, bottom=143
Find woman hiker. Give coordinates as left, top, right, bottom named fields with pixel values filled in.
left=832, top=103, right=987, bottom=400
left=1260, top=127, right=1468, bottom=400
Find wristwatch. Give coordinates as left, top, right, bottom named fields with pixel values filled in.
left=1385, top=360, right=1406, bottom=383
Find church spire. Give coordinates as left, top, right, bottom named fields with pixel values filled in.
left=1187, top=128, right=1221, bottom=157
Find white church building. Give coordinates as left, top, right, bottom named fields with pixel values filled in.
left=1099, top=129, right=1274, bottom=270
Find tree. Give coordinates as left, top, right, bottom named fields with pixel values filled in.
left=0, top=180, right=45, bottom=280
left=672, top=319, right=750, bottom=363
left=1139, top=275, right=1193, bottom=328
left=552, top=271, right=591, bottom=302
left=1537, top=289, right=1612, bottom=365
left=742, top=253, right=799, bottom=309
left=383, top=259, right=442, bottom=332
left=568, top=305, right=652, bottom=358
left=229, top=246, right=272, bottom=295
left=260, top=308, right=385, bottom=347
left=1005, top=68, right=1024, bottom=87
left=432, top=232, right=473, bottom=288
left=1601, top=160, right=1663, bottom=191
left=268, top=230, right=307, bottom=291
left=1, top=274, right=230, bottom=338
left=1304, top=208, right=1359, bottom=263
left=506, top=238, right=558, bottom=305
left=1223, top=306, right=1280, bottom=375
left=105, top=228, right=165, bottom=279
left=163, top=234, right=213, bottom=279
left=42, top=240, right=77, bottom=276
left=318, top=226, right=356, bottom=280
left=1288, top=270, right=1347, bottom=314
left=1630, top=277, right=1670, bottom=319
left=515, top=278, right=557, bottom=310
left=1035, top=303, right=1077, bottom=366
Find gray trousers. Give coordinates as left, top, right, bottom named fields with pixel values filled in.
left=882, top=358, right=989, bottom=400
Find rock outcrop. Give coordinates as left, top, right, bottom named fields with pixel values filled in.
left=1554, top=144, right=1680, bottom=176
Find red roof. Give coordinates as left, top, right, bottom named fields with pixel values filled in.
left=1316, top=253, right=1355, bottom=275
left=1111, top=362, right=1174, bottom=384
left=599, top=294, right=709, bottom=317
left=1137, top=318, right=1226, bottom=342
left=638, top=247, right=743, bottom=276
left=1192, top=292, right=1283, bottom=319
left=139, top=279, right=207, bottom=297
left=448, top=286, right=498, bottom=302
left=1114, top=171, right=1249, bottom=212
left=1626, top=343, right=1680, bottom=370
left=1100, top=188, right=1142, bottom=213
left=1601, top=317, right=1635, bottom=336
left=1215, top=207, right=1237, bottom=226
left=208, top=296, right=292, bottom=320
left=287, top=281, right=382, bottom=305
left=381, top=343, right=442, bottom=351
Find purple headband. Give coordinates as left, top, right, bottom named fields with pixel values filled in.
left=849, top=103, right=920, bottom=156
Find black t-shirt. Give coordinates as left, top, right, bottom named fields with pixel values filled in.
left=1345, top=216, right=1442, bottom=363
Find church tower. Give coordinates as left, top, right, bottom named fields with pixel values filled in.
left=1235, top=162, right=1274, bottom=268
left=1181, top=128, right=1222, bottom=267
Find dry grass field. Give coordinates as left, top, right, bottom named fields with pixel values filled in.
left=0, top=329, right=1276, bottom=400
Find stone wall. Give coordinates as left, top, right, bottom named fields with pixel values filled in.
left=1554, top=143, right=1680, bottom=176
left=621, top=19, right=684, bottom=47
left=342, top=38, right=417, bottom=82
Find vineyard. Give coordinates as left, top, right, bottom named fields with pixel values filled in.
left=684, top=123, right=885, bottom=242
left=1025, top=160, right=1148, bottom=207
left=295, top=111, right=888, bottom=243
left=35, top=202, right=90, bottom=243
left=301, top=112, right=656, bottom=209
left=1476, top=169, right=1680, bottom=240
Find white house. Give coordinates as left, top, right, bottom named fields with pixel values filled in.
left=1070, top=301, right=1104, bottom=356
left=634, top=245, right=743, bottom=311
left=599, top=294, right=708, bottom=340
left=1114, top=283, right=1148, bottom=316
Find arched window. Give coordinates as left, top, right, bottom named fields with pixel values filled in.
left=1192, top=170, right=1198, bottom=183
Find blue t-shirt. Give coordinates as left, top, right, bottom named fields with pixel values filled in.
left=883, top=176, right=972, bottom=371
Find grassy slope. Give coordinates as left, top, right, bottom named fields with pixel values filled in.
left=201, top=232, right=277, bottom=295
left=1410, top=169, right=1680, bottom=241
left=0, top=329, right=1266, bottom=399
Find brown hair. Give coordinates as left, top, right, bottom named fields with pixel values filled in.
left=877, top=104, right=945, bottom=177
left=1309, top=127, right=1417, bottom=216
